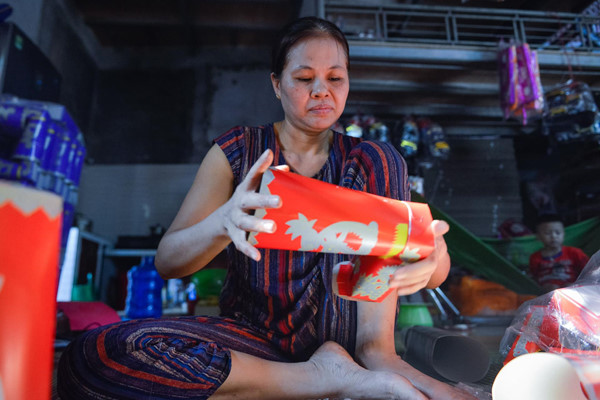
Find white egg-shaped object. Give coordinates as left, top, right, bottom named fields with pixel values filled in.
left=492, top=352, right=587, bottom=400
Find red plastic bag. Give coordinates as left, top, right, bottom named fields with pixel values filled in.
left=500, top=250, right=600, bottom=399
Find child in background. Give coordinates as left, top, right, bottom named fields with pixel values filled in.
left=529, top=213, right=589, bottom=292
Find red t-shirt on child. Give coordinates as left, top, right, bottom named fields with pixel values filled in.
left=529, top=246, right=589, bottom=287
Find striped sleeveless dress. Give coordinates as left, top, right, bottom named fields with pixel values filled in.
left=57, top=123, right=408, bottom=400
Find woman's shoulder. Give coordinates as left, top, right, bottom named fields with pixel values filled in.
left=331, top=129, right=360, bottom=152
left=214, top=124, right=274, bottom=146
left=344, top=136, right=404, bottom=162
left=332, top=130, right=397, bottom=153
left=214, top=124, right=275, bottom=182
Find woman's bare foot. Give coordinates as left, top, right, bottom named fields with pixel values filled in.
left=308, top=342, right=428, bottom=400
left=391, top=357, right=477, bottom=400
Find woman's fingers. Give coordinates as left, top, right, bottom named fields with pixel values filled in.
left=395, top=281, right=430, bottom=296
left=388, top=260, right=435, bottom=289
left=431, top=220, right=449, bottom=254
left=272, top=164, right=290, bottom=172
left=239, top=149, right=274, bottom=191
left=225, top=213, right=268, bottom=261
left=231, top=232, right=262, bottom=261
left=222, top=149, right=286, bottom=261
left=235, top=214, right=276, bottom=233
left=234, top=149, right=282, bottom=211
left=432, top=219, right=450, bottom=236
left=387, top=219, right=450, bottom=293
left=238, top=191, right=281, bottom=211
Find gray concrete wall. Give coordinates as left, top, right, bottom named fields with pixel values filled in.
left=422, top=137, right=523, bottom=238
left=86, top=69, right=196, bottom=164
left=77, top=66, right=283, bottom=240
left=205, top=67, right=283, bottom=158
left=77, top=164, right=198, bottom=239
left=38, top=0, right=97, bottom=133
left=8, top=0, right=97, bottom=133
left=86, top=64, right=283, bottom=164
left=9, top=1, right=524, bottom=243
left=7, top=0, right=284, bottom=241
left=7, top=0, right=44, bottom=42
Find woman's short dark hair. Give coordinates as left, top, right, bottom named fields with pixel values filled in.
left=271, top=16, right=349, bottom=78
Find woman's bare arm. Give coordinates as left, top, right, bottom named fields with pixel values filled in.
left=155, top=145, right=281, bottom=279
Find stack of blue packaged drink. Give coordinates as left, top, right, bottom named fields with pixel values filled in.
left=0, top=95, right=86, bottom=248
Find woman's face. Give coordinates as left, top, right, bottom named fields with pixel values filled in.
left=271, top=36, right=349, bottom=133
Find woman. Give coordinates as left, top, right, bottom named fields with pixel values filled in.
left=58, top=17, right=473, bottom=400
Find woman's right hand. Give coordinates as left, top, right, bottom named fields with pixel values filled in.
left=221, top=149, right=287, bottom=261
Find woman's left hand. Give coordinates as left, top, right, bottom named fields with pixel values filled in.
left=387, top=220, right=450, bottom=296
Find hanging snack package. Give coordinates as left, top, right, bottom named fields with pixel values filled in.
left=515, top=43, right=545, bottom=124
left=399, top=116, right=420, bottom=158
left=544, top=80, right=600, bottom=141
left=417, top=118, right=450, bottom=160
left=498, top=43, right=522, bottom=120
left=345, top=113, right=364, bottom=138
left=249, top=168, right=435, bottom=302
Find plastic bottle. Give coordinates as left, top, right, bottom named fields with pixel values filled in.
left=125, top=256, right=164, bottom=319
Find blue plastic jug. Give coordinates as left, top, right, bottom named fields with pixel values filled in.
left=125, top=256, right=164, bottom=319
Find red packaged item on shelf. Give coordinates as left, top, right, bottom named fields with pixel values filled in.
left=249, top=168, right=435, bottom=301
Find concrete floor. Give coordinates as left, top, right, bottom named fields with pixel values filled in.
left=52, top=307, right=512, bottom=399
left=395, top=318, right=512, bottom=398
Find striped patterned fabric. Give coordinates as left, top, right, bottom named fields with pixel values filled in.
left=58, top=316, right=289, bottom=399
left=57, top=124, right=408, bottom=399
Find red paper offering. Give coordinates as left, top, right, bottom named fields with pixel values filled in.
left=0, top=181, right=62, bottom=400
left=249, top=168, right=435, bottom=302
left=333, top=256, right=407, bottom=302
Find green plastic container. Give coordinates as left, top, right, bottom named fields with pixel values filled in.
left=396, top=303, right=434, bottom=329
left=191, top=268, right=227, bottom=298
left=71, top=272, right=96, bottom=302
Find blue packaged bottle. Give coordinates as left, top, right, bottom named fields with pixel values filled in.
left=125, top=256, right=164, bottom=319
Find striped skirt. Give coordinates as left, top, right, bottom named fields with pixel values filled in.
left=57, top=316, right=288, bottom=399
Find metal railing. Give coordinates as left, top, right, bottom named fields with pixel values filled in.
left=324, top=1, right=600, bottom=52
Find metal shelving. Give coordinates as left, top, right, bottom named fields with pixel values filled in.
left=324, top=1, right=600, bottom=53
left=317, top=1, right=600, bottom=134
